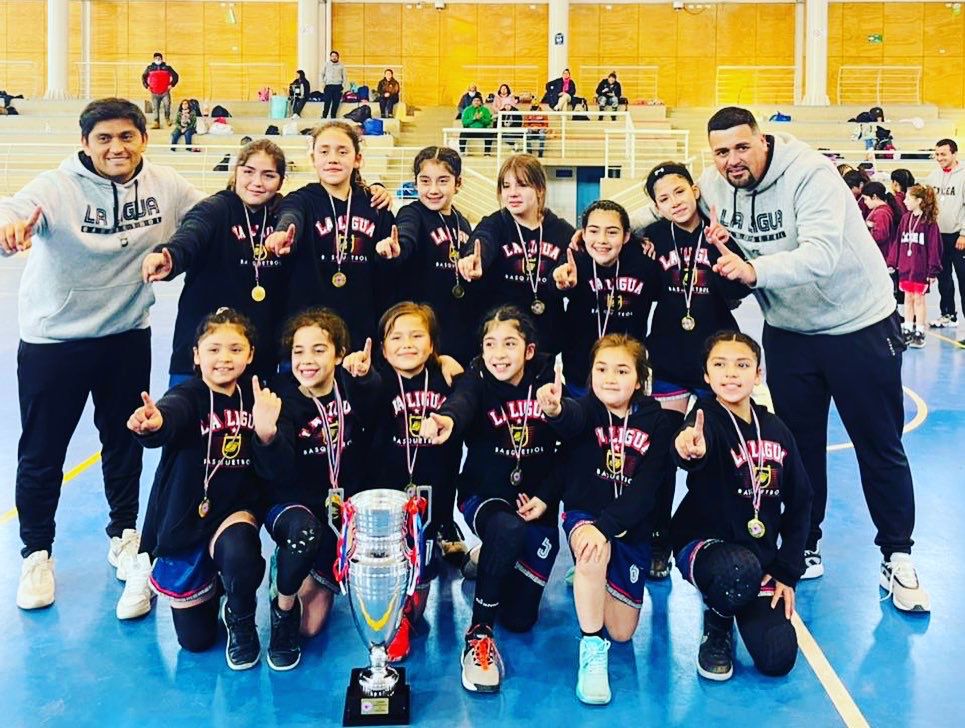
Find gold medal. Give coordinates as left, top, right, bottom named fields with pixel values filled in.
left=747, top=517, right=766, bottom=539
left=332, top=271, right=347, bottom=288
left=452, top=284, right=465, bottom=299
left=198, top=497, right=211, bottom=519
left=531, top=299, right=546, bottom=316
left=681, top=314, right=696, bottom=331
left=251, top=285, right=266, bottom=302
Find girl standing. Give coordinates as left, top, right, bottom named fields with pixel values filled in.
left=264, top=121, right=396, bottom=348
left=142, top=139, right=289, bottom=385
left=553, top=200, right=657, bottom=395
left=123, top=309, right=282, bottom=669
left=672, top=332, right=811, bottom=681
left=532, top=334, right=674, bottom=705
left=643, top=162, right=750, bottom=578
left=394, top=147, right=477, bottom=364
left=861, top=181, right=903, bottom=260
left=887, top=185, right=942, bottom=349
left=890, top=168, right=915, bottom=216
left=458, top=154, right=575, bottom=358
left=421, top=305, right=558, bottom=694
left=262, top=308, right=382, bottom=670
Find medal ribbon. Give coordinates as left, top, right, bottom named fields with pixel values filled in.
left=592, top=257, right=620, bottom=339
left=396, top=370, right=431, bottom=486
left=242, top=205, right=268, bottom=292
left=501, top=384, right=533, bottom=477
left=312, top=383, right=346, bottom=489
left=723, top=405, right=766, bottom=519
left=606, top=406, right=631, bottom=499
left=513, top=219, right=544, bottom=304
left=438, top=210, right=463, bottom=288
left=202, top=386, right=245, bottom=509
left=326, top=188, right=353, bottom=273
left=670, top=224, right=704, bottom=317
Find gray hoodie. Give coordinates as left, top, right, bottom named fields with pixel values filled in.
left=923, top=164, right=965, bottom=235
left=0, top=153, right=204, bottom=343
left=322, top=60, right=347, bottom=87
left=697, top=133, right=895, bottom=335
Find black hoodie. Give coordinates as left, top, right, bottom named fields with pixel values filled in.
left=437, top=352, right=557, bottom=507
left=395, top=200, right=478, bottom=363
left=541, top=393, right=674, bottom=543
left=276, top=184, right=396, bottom=348
left=139, top=377, right=280, bottom=556
left=644, top=218, right=750, bottom=389
left=157, top=190, right=289, bottom=379
left=670, top=397, right=812, bottom=586
left=561, top=242, right=658, bottom=388
left=466, top=207, right=576, bottom=356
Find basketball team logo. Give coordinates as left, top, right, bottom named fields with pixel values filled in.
left=327, top=418, right=340, bottom=444
left=605, top=446, right=623, bottom=475
left=606, top=292, right=624, bottom=311
left=252, top=243, right=269, bottom=262
left=755, top=464, right=772, bottom=487
left=524, top=256, right=538, bottom=274
left=222, top=433, right=242, bottom=459
left=448, top=245, right=460, bottom=264
left=407, top=413, right=423, bottom=438
left=509, top=423, right=529, bottom=448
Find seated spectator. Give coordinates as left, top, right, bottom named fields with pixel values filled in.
left=288, top=70, right=310, bottom=117
left=460, top=96, right=494, bottom=156
left=493, top=84, right=518, bottom=113
left=457, top=84, right=483, bottom=119
left=377, top=69, right=401, bottom=119
left=170, top=99, right=198, bottom=152
left=523, top=104, right=549, bottom=158
left=542, top=69, right=576, bottom=111
left=595, top=72, right=622, bottom=121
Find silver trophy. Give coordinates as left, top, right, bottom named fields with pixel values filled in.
left=328, top=486, right=431, bottom=726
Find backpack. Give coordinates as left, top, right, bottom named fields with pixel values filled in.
left=363, top=118, right=384, bottom=136
left=849, top=111, right=873, bottom=123
left=342, top=91, right=358, bottom=103
left=257, top=87, right=273, bottom=102
left=344, top=104, right=372, bottom=123
left=188, top=98, right=202, bottom=116
left=769, top=111, right=791, bottom=122
left=357, top=85, right=370, bottom=101
left=265, top=124, right=280, bottom=135
left=211, top=104, right=232, bottom=118
left=307, top=90, right=324, bottom=102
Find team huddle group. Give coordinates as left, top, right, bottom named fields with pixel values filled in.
left=0, top=99, right=930, bottom=707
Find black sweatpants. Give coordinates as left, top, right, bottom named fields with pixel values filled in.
left=16, top=328, right=151, bottom=557
left=936, top=231, right=965, bottom=318
left=763, top=313, right=914, bottom=557
left=322, top=84, right=342, bottom=119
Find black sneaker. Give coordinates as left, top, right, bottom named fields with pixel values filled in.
left=221, top=601, right=261, bottom=670
left=649, top=549, right=673, bottom=579
left=267, top=597, right=302, bottom=671
left=437, top=521, right=468, bottom=567
left=696, top=616, right=734, bottom=681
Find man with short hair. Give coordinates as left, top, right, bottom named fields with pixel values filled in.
left=923, top=138, right=965, bottom=329
left=697, top=106, right=929, bottom=614
left=141, top=52, right=179, bottom=129
left=0, top=98, right=204, bottom=615
left=321, top=50, right=347, bottom=119
left=459, top=96, right=494, bottom=156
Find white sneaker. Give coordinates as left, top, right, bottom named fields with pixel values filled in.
left=116, top=552, right=155, bottom=620
left=880, top=553, right=930, bottom=613
left=801, top=547, right=824, bottom=580
left=576, top=636, right=611, bottom=705
left=928, top=314, right=957, bottom=329
left=17, top=550, right=55, bottom=610
left=108, top=528, right=141, bottom=581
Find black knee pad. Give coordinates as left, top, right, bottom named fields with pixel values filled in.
left=213, top=522, right=266, bottom=601
left=692, top=542, right=763, bottom=616
left=752, top=618, right=798, bottom=676
left=273, top=507, right=323, bottom=558
left=171, top=600, right=218, bottom=652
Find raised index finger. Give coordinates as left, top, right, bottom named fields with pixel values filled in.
left=26, top=206, right=43, bottom=230
left=252, top=374, right=262, bottom=395
left=694, top=408, right=704, bottom=436
left=363, top=337, right=372, bottom=359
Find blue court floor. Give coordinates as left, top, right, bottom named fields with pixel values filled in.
left=0, top=253, right=961, bottom=727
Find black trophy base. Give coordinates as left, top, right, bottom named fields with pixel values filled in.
left=343, top=667, right=411, bottom=726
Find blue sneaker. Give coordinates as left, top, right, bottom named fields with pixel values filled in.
left=576, top=636, right=611, bottom=704
left=565, top=565, right=575, bottom=587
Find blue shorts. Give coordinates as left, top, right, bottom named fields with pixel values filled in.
left=150, top=543, right=218, bottom=604
left=460, top=495, right=559, bottom=587
left=562, top=511, right=650, bottom=609
left=266, top=502, right=339, bottom=593
left=651, top=378, right=711, bottom=403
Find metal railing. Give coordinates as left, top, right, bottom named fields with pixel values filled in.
left=715, top=66, right=797, bottom=106
left=578, top=65, right=659, bottom=103
left=837, top=65, right=922, bottom=106
left=697, top=146, right=935, bottom=177
left=462, top=65, right=543, bottom=100
left=0, top=61, right=40, bottom=98
left=207, top=62, right=290, bottom=101
left=74, top=61, right=148, bottom=99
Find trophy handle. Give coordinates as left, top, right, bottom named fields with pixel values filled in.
left=325, top=487, right=344, bottom=536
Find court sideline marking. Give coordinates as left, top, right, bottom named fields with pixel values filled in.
left=0, top=452, right=101, bottom=525
left=927, top=331, right=965, bottom=349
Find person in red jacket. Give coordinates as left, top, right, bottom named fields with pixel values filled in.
left=141, top=52, right=180, bottom=130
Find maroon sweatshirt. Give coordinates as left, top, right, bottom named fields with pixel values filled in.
left=887, top=212, right=942, bottom=284
left=865, top=205, right=896, bottom=259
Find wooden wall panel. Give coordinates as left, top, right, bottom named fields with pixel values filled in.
left=203, top=2, right=242, bottom=57
left=241, top=3, right=280, bottom=57
left=6, top=0, right=46, bottom=55
left=827, top=4, right=843, bottom=59
left=402, top=7, right=440, bottom=58
left=476, top=5, right=515, bottom=58
left=514, top=5, right=546, bottom=60
left=363, top=5, right=402, bottom=57
left=756, top=4, right=794, bottom=61
left=569, top=6, right=600, bottom=60
left=279, top=2, right=298, bottom=60
left=127, top=1, right=164, bottom=58
left=332, top=4, right=364, bottom=57
left=923, top=55, right=963, bottom=108
left=638, top=7, right=677, bottom=58
left=716, top=6, right=757, bottom=60
left=840, top=2, right=883, bottom=61
left=605, top=6, right=639, bottom=62
left=676, top=9, right=718, bottom=59
left=923, top=3, right=963, bottom=58
left=883, top=4, right=924, bottom=57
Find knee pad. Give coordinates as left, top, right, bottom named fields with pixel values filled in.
left=214, top=522, right=266, bottom=598
left=692, top=543, right=762, bottom=616
left=478, top=511, right=527, bottom=578
left=753, top=620, right=798, bottom=677
left=171, top=601, right=218, bottom=653
left=274, top=507, right=322, bottom=558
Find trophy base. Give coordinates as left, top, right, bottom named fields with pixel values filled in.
left=343, top=667, right=411, bottom=726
